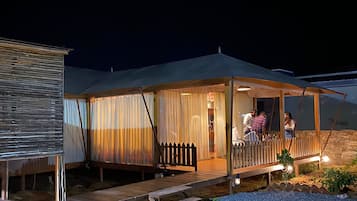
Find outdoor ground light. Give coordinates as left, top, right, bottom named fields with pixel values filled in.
left=286, top=165, right=293, bottom=174
left=234, top=174, right=241, bottom=186
left=322, top=155, right=330, bottom=163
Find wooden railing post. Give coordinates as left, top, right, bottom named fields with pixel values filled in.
left=192, top=143, right=197, bottom=171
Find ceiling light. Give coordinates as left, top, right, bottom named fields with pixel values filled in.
left=237, top=86, right=251, bottom=91
left=180, top=93, right=192, bottom=96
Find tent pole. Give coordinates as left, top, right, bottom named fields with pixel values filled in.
left=225, top=79, right=234, bottom=194
left=279, top=90, right=285, bottom=148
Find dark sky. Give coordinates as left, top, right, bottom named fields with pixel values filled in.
left=1, top=1, right=356, bottom=76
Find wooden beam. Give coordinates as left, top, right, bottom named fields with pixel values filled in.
left=1, top=161, right=9, bottom=200
left=224, top=79, right=234, bottom=194
left=313, top=94, right=321, bottom=168
left=279, top=90, right=285, bottom=148
left=313, top=94, right=321, bottom=136
left=55, top=155, right=66, bottom=201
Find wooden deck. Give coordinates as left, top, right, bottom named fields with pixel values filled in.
left=68, top=154, right=320, bottom=201
left=68, top=159, right=227, bottom=201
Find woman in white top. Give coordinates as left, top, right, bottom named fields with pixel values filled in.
left=284, top=112, right=296, bottom=139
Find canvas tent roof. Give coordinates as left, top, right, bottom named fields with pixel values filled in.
left=64, top=66, right=108, bottom=95
left=65, top=53, right=338, bottom=96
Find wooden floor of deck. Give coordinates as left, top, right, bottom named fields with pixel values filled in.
left=68, top=158, right=228, bottom=201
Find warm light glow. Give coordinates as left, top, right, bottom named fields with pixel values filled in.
left=287, top=165, right=294, bottom=174
left=235, top=174, right=241, bottom=185
left=180, top=92, right=192, bottom=96
left=322, top=155, right=330, bottom=162
left=237, top=86, right=251, bottom=91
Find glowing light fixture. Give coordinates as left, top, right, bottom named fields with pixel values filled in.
left=287, top=165, right=294, bottom=174
left=180, top=92, right=192, bottom=96
left=237, top=86, right=251, bottom=92
left=322, top=155, right=330, bottom=163
left=234, top=174, right=241, bottom=185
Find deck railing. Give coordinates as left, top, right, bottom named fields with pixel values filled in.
left=233, top=135, right=320, bottom=169
left=158, top=143, right=197, bottom=171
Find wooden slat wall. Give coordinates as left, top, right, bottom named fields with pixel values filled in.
left=0, top=44, right=64, bottom=160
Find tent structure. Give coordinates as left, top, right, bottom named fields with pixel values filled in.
left=62, top=53, right=338, bottom=178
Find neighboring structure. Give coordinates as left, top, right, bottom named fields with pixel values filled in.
left=0, top=38, right=70, bottom=201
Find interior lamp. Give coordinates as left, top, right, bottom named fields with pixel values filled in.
left=237, top=86, right=251, bottom=92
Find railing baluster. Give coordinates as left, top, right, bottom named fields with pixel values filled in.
left=173, top=143, right=177, bottom=165
left=182, top=143, right=186, bottom=166
left=177, top=143, right=181, bottom=165
left=186, top=143, right=190, bottom=166
left=165, top=142, right=168, bottom=165
left=169, top=143, right=173, bottom=164
left=192, top=143, right=197, bottom=171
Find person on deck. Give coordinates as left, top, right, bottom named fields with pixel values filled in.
left=251, top=111, right=266, bottom=140
left=242, top=109, right=256, bottom=134
left=284, top=112, right=296, bottom=139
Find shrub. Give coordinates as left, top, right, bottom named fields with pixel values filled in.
left=277, top=149, right=294, bottom=166
left=322, top=168, right=357, bottom=193
left=299, top=163, right=318, bottom=175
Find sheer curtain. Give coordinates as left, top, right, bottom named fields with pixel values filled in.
left=158, top=90, right=209, bottom=160
left=213, top=93, right=226, bottom=157
left=233, top=92, right=254, bottom=140
left=91, top=94, right=153, bottom=165
left=63, top=99, right=87, bottom=163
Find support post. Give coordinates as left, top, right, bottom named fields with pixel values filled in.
left=313, top=94, right=321, bottom=168
left=225, top=79, right=234, bottom=194
left=266, top=172, right=271, bottom=186
left=1, top=161, right=8, bottom=200
left=99, top=167, right=104, bottom=182
left=279, top=90, right=285, bottom=148
left=21, top=174, right=26, bottom=191
left=55, top=155, right=66, bottom=201
left=294, top=162, right=300, bottom=176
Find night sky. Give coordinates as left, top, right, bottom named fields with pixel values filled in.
left=1, top=1, right=356, bottom=76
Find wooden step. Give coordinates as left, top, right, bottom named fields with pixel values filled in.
left=179, top=197, right=202, bottom=201
left=148, top=185, right=192, bottom=201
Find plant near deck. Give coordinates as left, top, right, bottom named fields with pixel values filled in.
left=277, top=149, right=294, bottom=181
left=277, top=149, right=294, bottom=167
left=322, top=168, right=357, bottom=193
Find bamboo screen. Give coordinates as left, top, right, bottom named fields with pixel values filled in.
left=0, top=40, right=67, bottom=160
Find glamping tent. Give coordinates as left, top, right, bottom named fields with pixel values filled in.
left=63, top=53, right=337, bottom=175
left=0, top=37, right=70, bottom=201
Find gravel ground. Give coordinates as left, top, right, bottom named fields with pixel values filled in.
left=216, top=191, right=357, bottom=201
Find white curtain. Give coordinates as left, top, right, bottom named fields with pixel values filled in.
left=48, top=99, right=87, bottom=165
left=213, top=93, right=226, bottom=157
left=63, top=99, right=87, bottom=164
left=158, top=90, right=209, bottom=160
left=91, top=94, right=153, bottom=165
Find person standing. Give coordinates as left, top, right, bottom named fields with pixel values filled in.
left=251, top=111, right=266, bottom=140
left=242, top=109, right=256, bottom=134
left=284, top=112, right=296, bottom=138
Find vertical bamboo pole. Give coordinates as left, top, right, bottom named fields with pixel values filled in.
left=153, top=92, right=159, bottom=167
left=279, top=90, right=285, bottom=149
left=225, top=79, right=234, bottom=194
left=55, top=155, right=66, bottom=201
left=1, top=161, right=8, bottom=200
left=314, top=93, right=321, bottom=167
